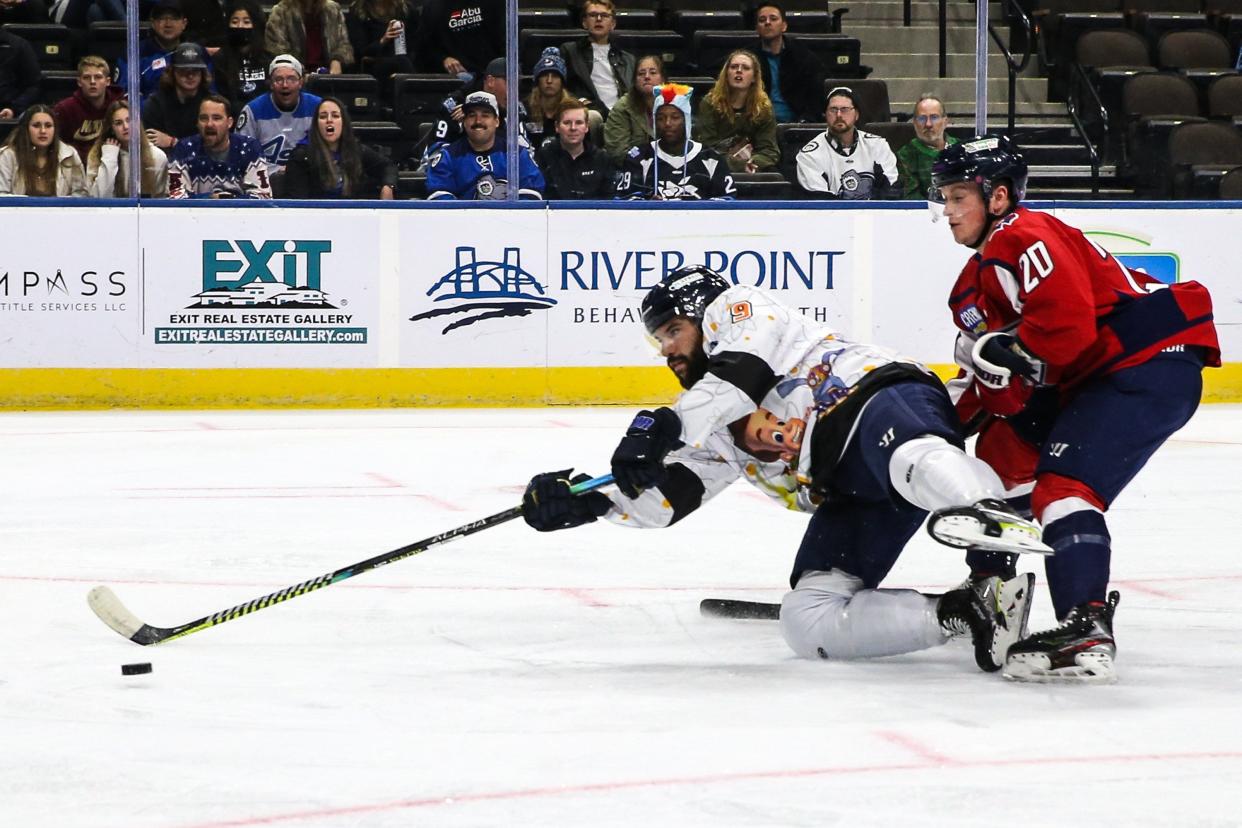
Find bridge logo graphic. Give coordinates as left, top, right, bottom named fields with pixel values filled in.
left=411, top=246, right=556, bottom=333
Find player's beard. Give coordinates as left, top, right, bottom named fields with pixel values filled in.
left=668, top=348, right=709, bottom=390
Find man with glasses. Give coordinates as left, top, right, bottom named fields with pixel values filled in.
left=54, top=56, right=125, bottom=161
left=795, top=86, right=898, bottom=199
left=235, top=54, right=322, bottom=182
left=748, top=2, right=825, bottom=123
left=897, top=94, right=956, bottom=199
left=560, top=0, right=635, bottom=117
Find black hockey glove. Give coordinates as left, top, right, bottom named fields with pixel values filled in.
left=522, top=469, right=612, bottom=532
left=610, top=407, right=685, bottom=499
left=971, top=332, right=1046, bottom=389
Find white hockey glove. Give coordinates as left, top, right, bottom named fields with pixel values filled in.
left=971, top=332, right=1046, bottom=390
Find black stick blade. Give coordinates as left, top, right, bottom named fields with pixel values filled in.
left=699, top=598, right=781, bottom=620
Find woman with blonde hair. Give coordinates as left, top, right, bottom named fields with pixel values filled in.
left=86, top=100, right=169, bottom=198
left=695, top=49, right=779, bottom=173
left=0, top=105, right=87, bottom=196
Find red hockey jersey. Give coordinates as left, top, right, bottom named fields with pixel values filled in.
left=948, top=207, right=1220, bottom=420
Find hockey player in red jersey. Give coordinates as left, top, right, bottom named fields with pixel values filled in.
left=930, top=135, right=1221, bottom=683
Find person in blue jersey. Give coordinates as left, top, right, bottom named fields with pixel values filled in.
left=168, top=94, right=272, bottom=198
left=425, top=91, right=544, bottom=200
left=115, top=0, right=196, bottom=101
left=234, top=53, right=321, bottom=182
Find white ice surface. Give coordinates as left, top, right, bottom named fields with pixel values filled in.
left=2, top=406, right=1240, bottom=828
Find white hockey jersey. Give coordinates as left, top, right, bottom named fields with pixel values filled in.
left=605, top=285, right=923, bottom=527
left=795, top=129, right=899, bottom=200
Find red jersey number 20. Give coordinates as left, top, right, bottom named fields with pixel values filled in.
left=1018, top=240, right=1054, bottom=293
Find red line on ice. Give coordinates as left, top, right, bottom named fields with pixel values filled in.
left=874, top=730, right=960, bottom=765
left=560, top=587, right=611, bottom=607
left=176, top=750, right=1242, bottom=828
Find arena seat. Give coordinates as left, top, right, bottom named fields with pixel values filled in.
left=39, top=70, right=78, bottom=106
left=1123, top=71, right=1207, bottom=190
left=2, top=23, right=73, bottom=69
left=824, top=78, right=891, bottom=123
left=305, top=74, right=380, bottom=118
left=1208, top=74, right=1242, bottom=124
left=88, top=21, right=152, bottom=68
left=775, top=121, right=825, bottom=182
left=1167, top=120, right=1242, bottom=196
left=1218, top=164, right=1242, bottom=196
left=732, top=171, right=797, bottom=200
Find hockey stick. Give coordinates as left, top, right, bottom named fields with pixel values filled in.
left=699, top=598, right=781, bottom=620
left=87, top=474, right=614, bottom=646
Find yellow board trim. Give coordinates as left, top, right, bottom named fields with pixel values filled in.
left=1, top=364, right=1240, bottom=409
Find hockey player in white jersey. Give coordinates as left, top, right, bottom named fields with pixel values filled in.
left=523, top=266, right=1047, bottom=671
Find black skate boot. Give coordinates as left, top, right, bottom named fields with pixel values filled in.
left=938, top=573, right=1036, bottom=672
left=1003, top=591, right=1121, bottom=684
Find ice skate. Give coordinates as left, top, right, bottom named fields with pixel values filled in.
left=928, top=499, right=1053, bottom=556
left=1004, top=591, right=1120, bottom=684
left=938, top=572, right=1035, bottom=672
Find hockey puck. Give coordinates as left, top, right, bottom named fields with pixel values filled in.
left=121, top=662, right=153, bottom=676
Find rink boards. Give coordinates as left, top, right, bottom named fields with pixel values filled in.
left=2, top=201, right=1239, bottom=408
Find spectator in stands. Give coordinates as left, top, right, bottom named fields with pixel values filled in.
left=603, top=54, right=664, bottom=163
left=796, top=86, right=899, bottom=199
left=182, top=0, right=229, bottom=49
left=426, top=90, right=544, bottom=199
left=616, top=83, right=736, bottom=201
left=168, top=94, right=271, bottom=197
left=86, top=100, right=170, bottom=197
left=897, top=94, right=956, bottom=199
left=284, top=96, right=396, bottom=198
left=0, top=104, right=87, bottom=196
left=0, top=0, right=50, bottom=26
left=346, top=0, right=417, bottom=92
left=117, top=0, right=192, bottom=100
left=47, top=0, right=123, bottom=26
left=143, top=42, right=214, bottom=151
left=0, top=26, right=40, bottom=120
left=418, top=0, right=503, bottom=79
left=535, top=99, right=615, bottom=200
left=54, top=56, right=126, bottom=162
left=560, top=0, right=634, bottom=118
left=236, top=54, right=321, bottom=182
left=750, top=2, right=825, bottom=123
left=526, top=47, right=603, bottom=149
left=695, top=49, right=779, bottom=174
left=421, top=56, right=528, bottom=164
left=265, top=0, right=353, bottom=75
left=213, top=0, right=273, bottom=110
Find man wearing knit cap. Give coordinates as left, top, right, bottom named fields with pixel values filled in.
left=235, top=54, right=322, bottom=180
left=616, top=83, right=736, bottom=200
left=796, top=85, right=899, bottom=200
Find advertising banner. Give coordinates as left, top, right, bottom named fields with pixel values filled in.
left=3, top=204, right=1239, bottom=379
left=0, top=208, right=139, bottom=368
left=399, top=208, right=857, bottom=368
left=137, top=208, right=383, bottom=368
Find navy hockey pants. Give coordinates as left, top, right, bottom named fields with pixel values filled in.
left=789, top=381, right=962, bottom=589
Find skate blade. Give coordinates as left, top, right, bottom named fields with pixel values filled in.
left=931, top=516, right=1055, bottom=556
left=1003, top=651, right=1117, bottom=684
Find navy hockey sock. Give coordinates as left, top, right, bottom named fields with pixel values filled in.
left=1042, top=510, right=1111, bottom=619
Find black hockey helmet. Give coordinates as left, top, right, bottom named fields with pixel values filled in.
left=931, top=134, right=1028, bottom=204
left=641, top=265, right=731, bottom=335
